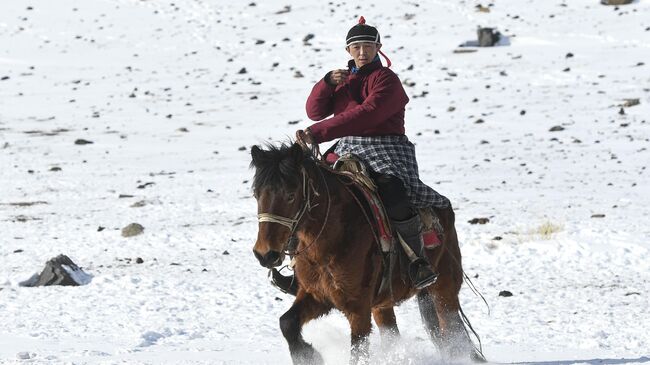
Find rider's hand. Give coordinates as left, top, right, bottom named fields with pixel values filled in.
left=327, top=69, right=349, bottom=85
left=296, top=128, right=315, bottom=145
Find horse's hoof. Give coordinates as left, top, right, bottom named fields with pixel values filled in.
left=291, top=347, right=324, bottom=365
left=471, top=349, right=487, bottom=363
left=312, top=350, right=324, bottom=365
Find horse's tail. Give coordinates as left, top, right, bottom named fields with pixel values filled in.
left=460, top=271, right=489, bottom=362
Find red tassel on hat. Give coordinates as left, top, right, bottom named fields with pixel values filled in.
left=358, top=16, right=366, bottom=24
left=378, top=49, right=392, bottom=68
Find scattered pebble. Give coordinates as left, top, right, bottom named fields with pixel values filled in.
left=75, top=139, right=94, bottom=145
left=468, top=217, right=490, bottom=225
left=122, top=223, right=144, bottom=237
left=16, top=352, right=32, bottom=360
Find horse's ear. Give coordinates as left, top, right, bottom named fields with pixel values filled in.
left=250, top=145, right=264, bottom=168
left=290, top=143, right=305, bottom=166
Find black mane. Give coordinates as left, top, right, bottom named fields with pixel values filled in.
left=250, top=142, right=314, bottom=194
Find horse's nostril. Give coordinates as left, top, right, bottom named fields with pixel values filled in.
left=253, top=250, right=264, bottom=265
left=264, top=251, right=281, bottom=267
left=254, top=249, right=282, bottom=267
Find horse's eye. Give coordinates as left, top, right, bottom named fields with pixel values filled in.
left=287, top=193, right=296, bottom=202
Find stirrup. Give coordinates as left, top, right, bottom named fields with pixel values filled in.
left=270, top=268, right=298, bottom=296
left=409, top=259, right=438, bottom=290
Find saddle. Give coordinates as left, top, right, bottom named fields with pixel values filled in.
left=329, top=153, right=443, bottom=296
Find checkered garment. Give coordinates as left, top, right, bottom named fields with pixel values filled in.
left=334, top=135, right=450, bottom=209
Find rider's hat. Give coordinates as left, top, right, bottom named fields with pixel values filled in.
left=346, top=16, right=381, bottom=46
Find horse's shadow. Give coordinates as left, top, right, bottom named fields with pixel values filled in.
left=512, top=356, right=650, bottom=365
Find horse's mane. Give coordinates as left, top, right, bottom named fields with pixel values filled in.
left=250, top=142, right=316, bottom=195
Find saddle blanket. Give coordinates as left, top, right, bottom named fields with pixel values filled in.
left=330, top=154, right=442, bottom=251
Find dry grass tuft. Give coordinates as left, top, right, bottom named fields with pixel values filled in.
left=533, top=221, right=563, bottom=239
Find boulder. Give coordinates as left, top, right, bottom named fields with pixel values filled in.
left=122, top=223, right=144, bottom=237
left=20, top=254, right=92, bottom=287
left=477, top=27, right=501, bottom=47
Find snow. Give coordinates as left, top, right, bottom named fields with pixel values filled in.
left=1, top=0, right=649, bottom=364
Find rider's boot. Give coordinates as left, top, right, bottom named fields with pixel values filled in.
left=392, top=214, right=438, bottom=290
left=271, top=268, right=298, bottom=296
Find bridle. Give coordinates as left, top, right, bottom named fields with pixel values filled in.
left=256, top=165, right=331, bottom=256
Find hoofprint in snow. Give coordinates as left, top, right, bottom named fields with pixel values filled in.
left=0, top=0, right=648, bottom=364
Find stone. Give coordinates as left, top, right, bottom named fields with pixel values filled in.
left=499, top=290, right=513, bottom=297
left=122, top=223, right=144, bottom=237
left=453, top=48, right=477, bottom=54
left=621, top=98, right=640, bottom=107
left=477, top=27, right=501, bottom=47
left=74, top=139, right=93, bottom=145
left=275, top=5, right=291, bottom=14
left=16, top=352, right=32, bottom=360
left=600, top=0, right=633, bottom=5
left=19, top=254, right=92, bottom=287
left=302, top=34, right=315, bottom=44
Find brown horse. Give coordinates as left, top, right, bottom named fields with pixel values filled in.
left=251, top=142, right=485, bottom=364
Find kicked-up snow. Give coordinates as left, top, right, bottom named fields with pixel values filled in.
left=0, top=0, right=649, bottom=364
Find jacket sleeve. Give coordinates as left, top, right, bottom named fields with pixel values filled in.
left=308, top=70, right=408, bottom=143
left=305, top=73, right=336, bottom=121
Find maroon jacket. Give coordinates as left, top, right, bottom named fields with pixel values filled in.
left=305, top=59, right=409, bottom=143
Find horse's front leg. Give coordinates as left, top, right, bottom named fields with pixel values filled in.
left=346, top=308, right=372, bottom=365
left=280, top=293, right=331, bottom=365
left=372, top=307, right=400, bottom=347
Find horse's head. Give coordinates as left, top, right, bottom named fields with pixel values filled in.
left=250, top=142, right=310, bottom=268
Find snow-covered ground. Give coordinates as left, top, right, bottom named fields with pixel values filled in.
left=1, top=0, right=649, bottom=363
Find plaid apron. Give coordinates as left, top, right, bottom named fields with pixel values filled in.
left=334, top=135, right=450, bottom=209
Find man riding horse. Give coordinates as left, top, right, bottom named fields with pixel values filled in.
left=275, top=16, right=451, bottom=293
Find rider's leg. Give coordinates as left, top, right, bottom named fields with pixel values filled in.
left=374, top=174, right=438, bottom=289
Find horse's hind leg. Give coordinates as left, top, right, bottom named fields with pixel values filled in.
left=280, top=294, right=331, bottom=365
left=430, top=206, right=484, bottom=362
left=372, top=307, right=400, bottom=347
left=416, top=290, right=442, bottom=349
left=428, top=282, right=474, bottom=360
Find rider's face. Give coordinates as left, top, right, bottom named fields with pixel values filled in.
left=346, top=42, right=381, bottom=68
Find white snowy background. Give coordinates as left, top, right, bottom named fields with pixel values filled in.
left=1, top=0, right=649, bottom=364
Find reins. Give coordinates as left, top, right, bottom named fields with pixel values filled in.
left=336, top=177, right=382, bottom=251
left=292, top=166, right=331, bottom=256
